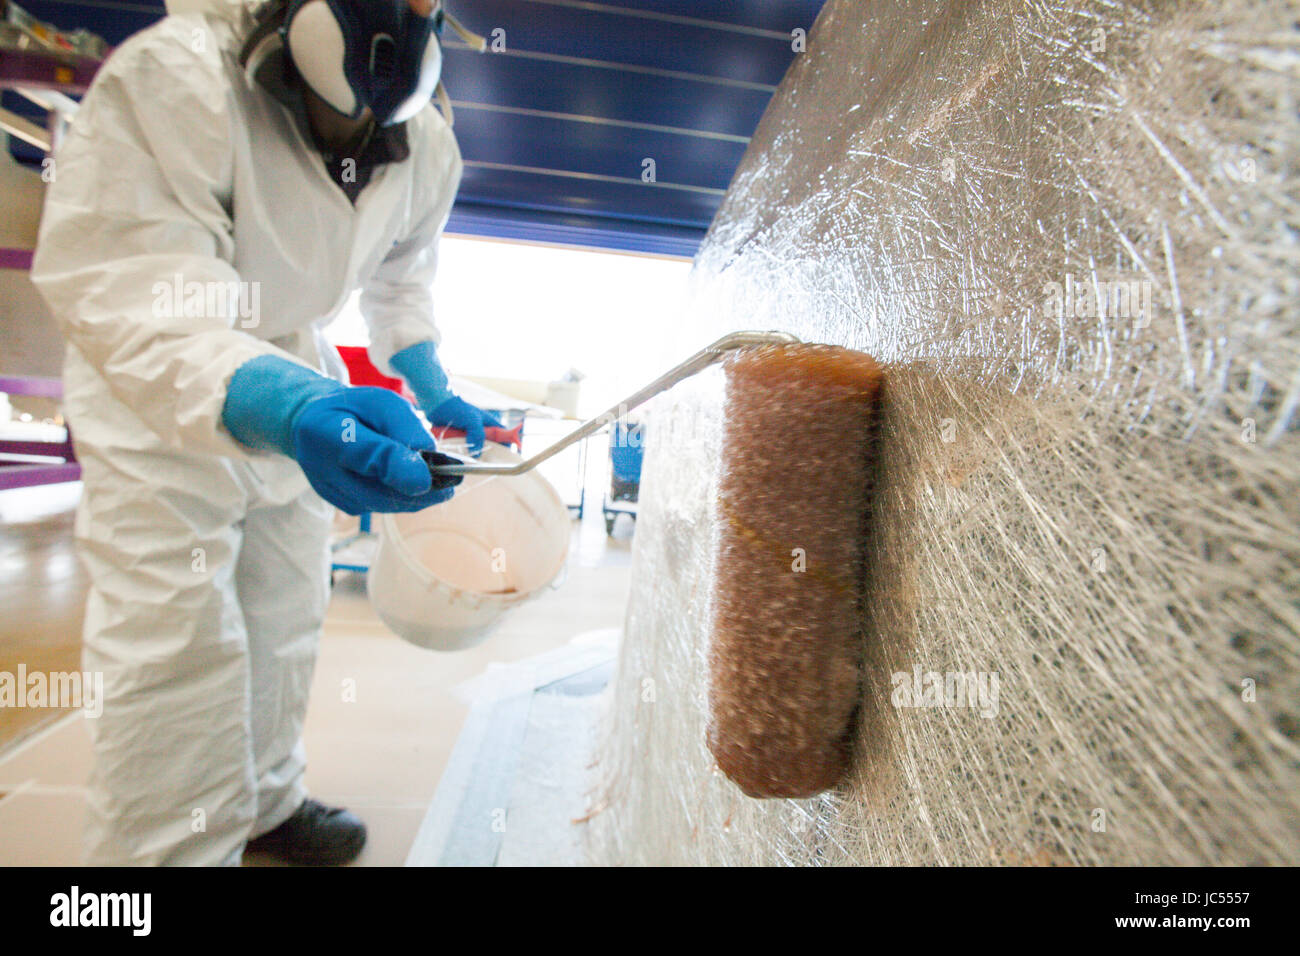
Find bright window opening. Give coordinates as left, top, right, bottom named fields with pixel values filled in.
left=326, top=236, right=694, bottom=418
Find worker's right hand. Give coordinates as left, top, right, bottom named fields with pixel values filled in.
left=223, top=355, right=457, bottom=515
left=290, top=387, right=457, bottom=515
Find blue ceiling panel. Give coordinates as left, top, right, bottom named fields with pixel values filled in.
left=447, top=199, right=703, bottom=259
left=7, top=0, right=830, bottom=256
left=451, top=109, right=746, bottom=191
left=455, top=162, right=721, bottom=228
left=440, top=48, right=771, bottom=140
left=20, top=0, right=165, bottom=45
left=450, top=0, right=797, bottom=86
left=547, top=1, right=826, bottom=34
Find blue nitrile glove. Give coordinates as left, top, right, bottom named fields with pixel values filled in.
left=389, top=340, right=503, bottom=456
left=222, top=354, right=457, bottom=515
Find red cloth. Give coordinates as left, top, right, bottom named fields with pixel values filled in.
left=336, top=345, right=406, bottom=394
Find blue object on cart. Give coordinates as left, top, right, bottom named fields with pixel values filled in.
left=605, top=422, right=644, bottom=535
left=609, top=422, right=644, bottom=491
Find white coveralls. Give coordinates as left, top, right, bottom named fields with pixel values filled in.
left=30, top=4, right=461, bottom=865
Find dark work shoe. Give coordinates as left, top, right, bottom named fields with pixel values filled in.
left=245, top=798, right=367, bottom=866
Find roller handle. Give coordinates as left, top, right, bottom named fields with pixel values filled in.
left=421, top=450, right=468, bottom=490
left=420, top=425, right=523, bottom=490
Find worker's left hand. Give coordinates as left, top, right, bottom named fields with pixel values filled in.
left=389, top=340, right=503, bottom=456
left=423, top=395, right=504, bottom=457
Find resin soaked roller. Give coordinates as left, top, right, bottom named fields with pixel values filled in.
left=708, top=344, right=884, bottom=798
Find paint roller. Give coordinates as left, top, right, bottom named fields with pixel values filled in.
left=427, top=333, right=884, bottom=798
left=708, top=344, right=883, bottom=797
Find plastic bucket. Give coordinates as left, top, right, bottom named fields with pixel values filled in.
left=368, top=443, right=570, bottom=651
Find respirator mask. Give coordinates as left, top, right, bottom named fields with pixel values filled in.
left=281, top=0, right=445, bottom=127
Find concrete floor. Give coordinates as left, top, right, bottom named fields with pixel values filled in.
left=0, top=466, right=633, bottom=866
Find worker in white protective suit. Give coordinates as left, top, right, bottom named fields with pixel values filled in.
left=31, top=0, right=500, bottom=865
